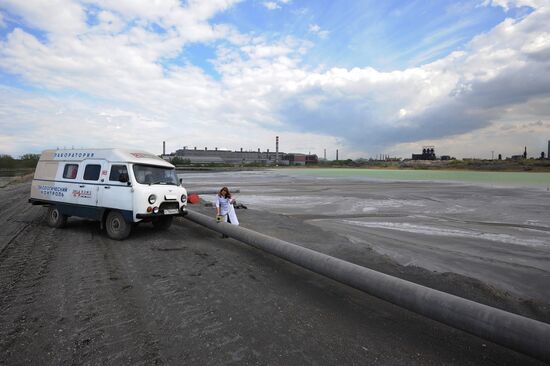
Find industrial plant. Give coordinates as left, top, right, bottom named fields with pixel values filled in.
left=161, top=136, right=319, bottom=166
left=160, top=138, right=550, bottom=166
left=411, top=146, right=452, bottom=161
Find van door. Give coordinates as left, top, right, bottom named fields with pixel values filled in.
left=56, top=162, right=80, bottom=205
left=99, top=163, right=133, bottom=219
left=77, top=160, right=107, bottom=209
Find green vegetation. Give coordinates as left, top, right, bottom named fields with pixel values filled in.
left=169, top=156, right=191, bottom=166
left=241, top=161, right=268, bottom=167
left=0, top=154, right=40, bottom=170
left=399, top=158, right=550, bottom=172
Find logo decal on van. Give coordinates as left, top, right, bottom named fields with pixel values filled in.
left=39, top=185, right=67, bottom=197
left=53, top=152, right=95, bottom=159
left=72, top=189, right=92, bottom=199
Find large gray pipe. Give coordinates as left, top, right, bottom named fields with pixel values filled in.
left=187, top=189, right=240, bottom=195
left=185, top=210, right=550, bottom=363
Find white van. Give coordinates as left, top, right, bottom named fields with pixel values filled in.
left=29, top=148, right=188, bottom=240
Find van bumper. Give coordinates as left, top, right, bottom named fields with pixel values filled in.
left=136, top=207, right=187, bottom=219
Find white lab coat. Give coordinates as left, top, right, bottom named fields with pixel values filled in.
left=215, top=195, right=239, bottom=225
left=227, top=204, right=239, bottom=225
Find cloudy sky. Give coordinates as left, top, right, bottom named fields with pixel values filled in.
left=1, top=0, right=549, bottom=159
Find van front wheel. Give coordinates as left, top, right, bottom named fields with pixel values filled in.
left=106, top=211, right=131, bottom=240
left=46, top=206, right=67, bottom=228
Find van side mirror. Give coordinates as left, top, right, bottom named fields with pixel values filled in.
left=119, top=173, right=129, bottom=183
left=179, top=178, right=183, bottom=186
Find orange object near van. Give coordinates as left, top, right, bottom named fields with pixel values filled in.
left=187, top=194, right=200, bottom=204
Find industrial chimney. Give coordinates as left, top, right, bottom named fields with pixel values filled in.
left=548, top=140, right=549, bottom=160
left=163, top=141, right=166, bottom=155
left=276, top=136, right=279, bottom=164
left=336, top=149, right=339, bottom=161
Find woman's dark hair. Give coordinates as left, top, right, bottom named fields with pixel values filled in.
left=219, top=186, right=231, bottom=198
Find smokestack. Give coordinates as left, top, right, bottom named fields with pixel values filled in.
left=548, top=140, right=549, bottom=159
left=276, top=136, right=279, bottom=164
left=324, top=149, right=326, bottom=160
left=336, top=149, right=339, bottom=161
left=163, top=141, right=166, bottom=155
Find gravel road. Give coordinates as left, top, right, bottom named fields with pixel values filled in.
left=0, top=179, right=548, bottom=365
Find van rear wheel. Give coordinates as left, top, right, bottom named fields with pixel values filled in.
left=105, top=211, right=131, bottom=240
left=152, top=216, right=173, bottom=230
left=46, top=206, right=67, bottom=228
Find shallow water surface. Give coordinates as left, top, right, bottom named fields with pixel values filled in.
left=284, top=168, right=550, bottom=188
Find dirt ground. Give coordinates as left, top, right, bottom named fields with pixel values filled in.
left=0, top=180, right=548, bottom=365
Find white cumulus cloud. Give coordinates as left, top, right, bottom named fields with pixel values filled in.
left=308, top=24, right=329, bottom=39
left=263, top=2, right=280, bottom=10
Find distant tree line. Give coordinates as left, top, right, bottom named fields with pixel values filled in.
left=169, top=156, right=191, bottom=165
left=0, top=154, right=40, bottom=169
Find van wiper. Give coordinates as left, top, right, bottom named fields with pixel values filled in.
left=151, top=181, right=176, bottom=185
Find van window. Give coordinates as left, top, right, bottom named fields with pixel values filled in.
left=133, top=164, right=178, bottom=185
left=83, top=164, right=101, bottom=180
left=109, top=165, right=128, bottom=182
left=63, top=164, right=79, bottom=179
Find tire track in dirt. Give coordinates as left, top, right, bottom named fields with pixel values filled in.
left=0, top=222, right=58, bottom=364
left=0, top=183, right=164, bottom=364
left=0, top=183, right=44, bottom=255
left=34, top=224, right=164, bottom=365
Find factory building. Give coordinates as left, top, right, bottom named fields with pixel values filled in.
left=163, top=146, right=318, bottom=166
left=166, top=146, right=284, bottom=165
left=284, top=153, right=319, bottom=166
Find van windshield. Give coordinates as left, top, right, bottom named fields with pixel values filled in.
left=133, top=164, right=178, bottom=185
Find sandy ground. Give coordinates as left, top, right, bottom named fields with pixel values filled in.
left=0, top=172, right=549, bottom=365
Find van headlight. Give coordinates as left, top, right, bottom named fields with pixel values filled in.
left=148, top=194, right=157, bottom=204
left=181, top=194, right=187, bottom=203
